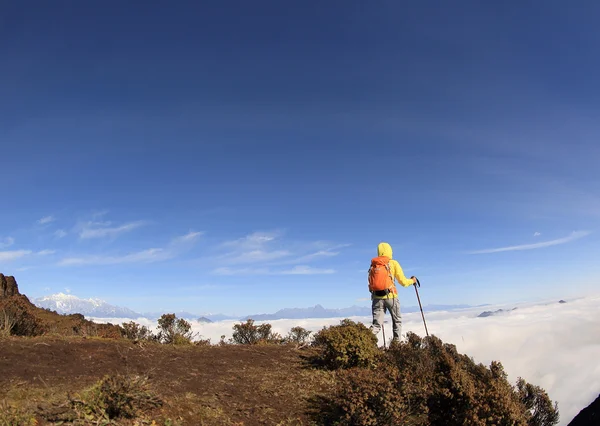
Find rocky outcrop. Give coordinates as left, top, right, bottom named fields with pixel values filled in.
left=569, top=394, right=600, bottom=425
left=0, top=273, right=20, bottom=298
left=477, top=307, right=517, bottom=318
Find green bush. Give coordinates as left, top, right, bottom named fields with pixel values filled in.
left=284, top=326, right=313, bottom=346
left=67, top=374, right=163, bottom=422
left=231, top=319, right=283, bottom=345
left=312, top=319, right=379, bottom=370
left=316, top=332, right=559, bottom=426
left=156, top=314, right=197, bottom=345
left=318, top=367, right=407, bottom=426
left=120, top=321, right=156, bottom=341
left=516, top=377, right=560, bottom=426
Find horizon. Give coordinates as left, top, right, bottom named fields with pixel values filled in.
left=25, top=284, right=582, bottom=321
left=2, top=1, right=600, bottom=315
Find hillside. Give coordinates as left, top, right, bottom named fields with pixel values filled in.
left=0, top=337, right=331, bottom=425
left=0, top=273, right=122, bottom=338
left=1, top=273, right=564, bottom=425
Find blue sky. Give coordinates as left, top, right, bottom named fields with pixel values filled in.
left=1, top=1, right=599, bottom=315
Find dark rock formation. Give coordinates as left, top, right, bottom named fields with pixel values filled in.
left=559, top=300, right=567, bottom=304
left=0, top=273, right=20, bottom=298
left=568, top=394, right=600, bottom=425
left=477, top=307, right=518, bottom=318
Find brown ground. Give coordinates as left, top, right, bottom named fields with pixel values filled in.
left=0, top=336, right=336, bottom=425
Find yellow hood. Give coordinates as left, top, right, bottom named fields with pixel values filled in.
left=377, top=242, right=393, bottom=258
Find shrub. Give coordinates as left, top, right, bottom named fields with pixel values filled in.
left=156, top=314, right=197, bottom=345
left=231, top=319, right=283, bottom=345
left=312, top=319, right=379, bottom=370
left=317, top=332, right=559, bottom=426
left=284, top=326, right=313, bottom=346
left=70, top=374, right=163, bottom=422
left=121, top=321, right=156, bottom=341
left=316, top=367, right=407, bottom=426
left=516, top=377, right=560, bottom=426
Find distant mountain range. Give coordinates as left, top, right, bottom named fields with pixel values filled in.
left=33, top=293, right=222, bottom=322
left=244, top=303, right=474, bottom=321
left=34, top=293, right=141, bottom=319
left=33, top=293, right=475, bottom=322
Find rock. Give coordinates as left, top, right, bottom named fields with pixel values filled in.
left=568, top=394, right=600, bottom=425
left=559, top=300, right=567, bottom=304
left=0, top=273, right=20, bottom=298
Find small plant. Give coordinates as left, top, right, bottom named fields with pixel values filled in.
left=312, top=319, right=379, bottom=370
left=156, top=314, right=197, bottom=345
left=0, top=309, right=16, bottom=336
left=231, top=319, right=283, bottom=345
left=0, top=401, right=37, bottom=426
left=121, top=321, right=156, bottom=341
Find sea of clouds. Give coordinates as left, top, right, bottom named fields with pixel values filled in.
left=91, top=294, right=600, bottom=425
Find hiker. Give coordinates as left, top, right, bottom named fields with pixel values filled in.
left=368, top=242, right=417, bottom=343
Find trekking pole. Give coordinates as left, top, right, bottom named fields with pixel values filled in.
left=382, top=322, right=386, bottom=349
left=412, top=277, right=429, bottom=337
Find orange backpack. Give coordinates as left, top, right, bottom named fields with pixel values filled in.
left=368, top=256, right=394, bottom=292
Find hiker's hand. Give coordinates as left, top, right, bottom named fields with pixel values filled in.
left=411, top=276, right=419, bottom=286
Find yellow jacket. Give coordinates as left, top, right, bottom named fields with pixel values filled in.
left=371, top=242, right=415, bottom=299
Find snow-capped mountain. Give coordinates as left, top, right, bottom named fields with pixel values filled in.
left=33, top=293, right=142, bottom=319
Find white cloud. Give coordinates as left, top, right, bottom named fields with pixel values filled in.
left=90, top=294, right=600, bottom=426
left=0, top=237, right=15, bottom=249
left=37, top=216, right=55, bottom=225
left=468, top=231, right=591, bottom=254
left=79, top=220, right=149, bottom=239
left=0, top=250, right=32, bottom=262
left=54, top=229, right=68, bottom=239
left=229, top=249, right=291, bottom=264
left=210, top=230, right=348, bottom=273
left=534, top=232, right=541, bottom=237
left=212, top=265, right=335, bottom=276
left=172, top=231, right=203, bottom=244
left=37, top=250, right=56, bottom=256
left=280, top=265, right=335, bottom=275
left=58, top=231, right=202, bottom=266
left=212, top=267, right=270, bottom=276
left=59, top=248, right=168, bottom=266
